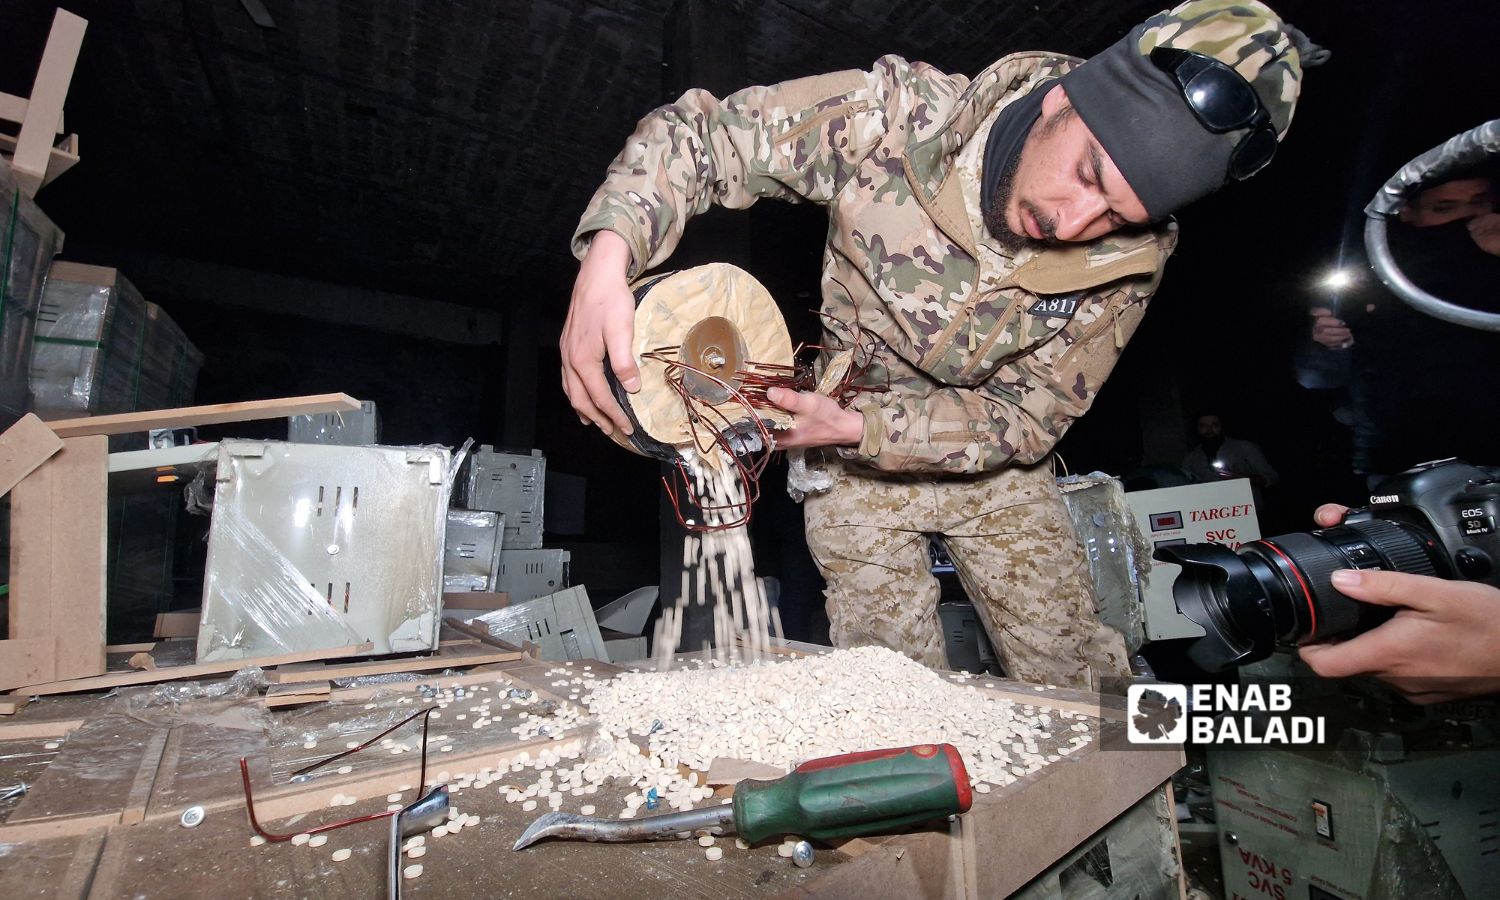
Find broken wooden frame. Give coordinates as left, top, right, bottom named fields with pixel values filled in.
left=0, top=9, right=88, bottom=196
left=1, top=394, right=364, bottom=693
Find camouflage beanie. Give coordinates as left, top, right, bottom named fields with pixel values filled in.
left=1061, top=0, right=1322, bottom=220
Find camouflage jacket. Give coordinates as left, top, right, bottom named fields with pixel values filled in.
left=572, top=52, right=1177, bottom=474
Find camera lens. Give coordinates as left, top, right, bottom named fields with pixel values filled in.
left=1154, top=519, right=1440, bottom=671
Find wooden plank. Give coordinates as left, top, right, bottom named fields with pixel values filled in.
left=152, top=610, right=199, bottom=639
left=0, top=412, right=63, bottom=497
left=0, top=717, right=86, bottom=739
left=0, top=91, right=64, bottom=131
left=10, top=642, right=373, bottom=697
left=103, top=642, right=156, bottom=654
left=9, top=437, right=109, bottom=683
left=10, top=9, right=86, bottom=196
left=0, top=638, right=56, bottom=692
left=48, top=437, right=109, bottom=681
left=45, top=393, right=362, bottom=438
left=262, top=647, right=521, bottom=685
left=263, top=681, right=330, bottom=708
left=120, top=730, right=171, bottom=825
left=0, top=131, right=79, bottom=188
left=58, top=829, right=109, bottom=900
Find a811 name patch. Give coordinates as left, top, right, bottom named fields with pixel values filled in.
left=1028, top=294, right=1083, bottom=319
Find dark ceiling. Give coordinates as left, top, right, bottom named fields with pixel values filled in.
left=1, top=0, right=1493, bottom=313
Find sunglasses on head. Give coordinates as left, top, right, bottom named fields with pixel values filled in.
left=1149, top=46, right=1277, bottom=181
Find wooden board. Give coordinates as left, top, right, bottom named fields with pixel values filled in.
left=263, top=681, right=331, bottom=708
left=7, top=436, right=108, bottom=686
left=8, top=9, right=86, bottom=196
left=44, top=393, right=362, bottom=438
left=152, top=611, right=200, bottom=639
left=262, top=647, right=521, bottom=685
left=10, top=642, right=374, bottom=696
left=0, top=412, right=62, bottom=497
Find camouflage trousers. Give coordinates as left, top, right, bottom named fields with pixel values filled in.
left=802, top=456, right=1130, bottom=689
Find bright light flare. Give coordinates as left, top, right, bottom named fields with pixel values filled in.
left=1322, top=269, right=1354, bottom=291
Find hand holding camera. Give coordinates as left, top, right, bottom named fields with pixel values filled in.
left=1155, top=459, right=1500, bottom=702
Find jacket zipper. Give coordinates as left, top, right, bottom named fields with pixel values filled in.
left=920, top=297, right=978, bottom=372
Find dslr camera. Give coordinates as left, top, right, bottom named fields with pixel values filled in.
left=1154, top=459, right=1500, bottom=671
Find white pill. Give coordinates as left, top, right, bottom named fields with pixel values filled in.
left=403, top=864, right=423, bottom=879
left=705, top=847, right=723, bottom=861
left=309, top=835, right=327, bottom=848
left=337, top=766, right=352, bottom=775
left=302, top=741, right=317, bottom=750
left=580, top=805, right=596, bottom=816
left=522, top=800, right=537, bottom=812
left=735, top=838, right=750, bottom=850
left=292, top=833, right=311, bottom=846
left=697, top=835, right=715, bottom=847
left=387, top=793, right=402, bottom=803
left=43, top=741, right=60, bottom=750
left=249, top=835, right=267, bottom=847
left=331, top=848, right=351, bottom=862
left=407, top=846, right=427, bottom=859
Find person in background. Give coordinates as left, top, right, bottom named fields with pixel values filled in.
left=1181, top=413, right=1278, bottom=488
left=1300, top=174, right=1500, bottom=487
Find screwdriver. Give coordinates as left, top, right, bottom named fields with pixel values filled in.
left=512, top=743, right=971, bottom=850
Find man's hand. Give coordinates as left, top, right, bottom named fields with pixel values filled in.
left=1298, top=504, right=1500, bottom=703
left=1309, top=306, right=1353, bottom=349
left=560, top=231, right=639, bottom=437
left=765, top=387, right=864, bottom=450
left=1467, top=212, right=1500, bottom=256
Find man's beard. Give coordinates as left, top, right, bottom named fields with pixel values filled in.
left=982, top=106, right=1071, bottom=253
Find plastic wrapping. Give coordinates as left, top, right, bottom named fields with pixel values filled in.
left=443, top=509, right=504, bottom=592
left=463, top=446, right=545, bottom=549
left=1057, top=473, right=1150, bottom=654
left=29, top=264, right=204, bottom=449
left=116, top=666, right=270, bottom=727
left=1012, top=787, right=1179, bottom=900
left=469, top=586, right=606, bottom=662
left=197, top=440, right=451, bottom=661
left=1207, top=740, right=1481, bottom=900
left=0, top=159, right=64, bottom=425
left=288, top=400, right=381, bottom=446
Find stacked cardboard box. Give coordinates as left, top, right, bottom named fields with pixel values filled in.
left=0, top=159, right=64, bottom=427
left=30, top=262, right=203, bottom=425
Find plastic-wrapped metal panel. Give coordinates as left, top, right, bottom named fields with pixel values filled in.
left=0, top=159, right=64, bottom=425
left=442, top=508, right=503, bottom=591
left=31, top=263, right=149, bottom=418
left=198, top=440, right=449, bottom=661
left=465, top=586, right=606, bottom=662
left=1058, top=473, right=1149, bottom=655
left=288, top=400, right=380, bottom=445
left=464, top=446, right=544, bottom=548
left=495, top=547, right=569, bottom=603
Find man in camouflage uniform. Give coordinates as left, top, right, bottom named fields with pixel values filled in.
left=561, top=1, right=1321, bottom=688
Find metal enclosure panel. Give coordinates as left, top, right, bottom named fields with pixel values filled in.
left=288, top=400, right=380, bottom=445
left=1207, top=748, right=1475, bottom=900
left=198, top=440, right=449, bottom=660
left=464, top=446, right=545, bottom=548
left=465, top=585, right=606, bottom=662
left=495, top=547, right=569, bottom=602
left=442, top=509, right=503, bottom=591
left=1058, top=475, right=1148, bottom=655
